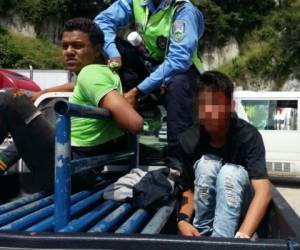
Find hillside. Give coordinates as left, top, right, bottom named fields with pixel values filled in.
left=0, top=0, right=299, bottom=89
left=0, top=26, right=62, bottom=69
left=219, top=1, right=300, bottom=90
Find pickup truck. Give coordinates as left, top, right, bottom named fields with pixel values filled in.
left=0, top=93, right=300, bottom=250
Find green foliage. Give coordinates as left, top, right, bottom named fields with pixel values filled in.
left=219, top=4, right=300, bottom=88
left=192, top=0, right=276, bottom=45
left=15, top=0, right=43, bottom=24
left=0, top=35, right=23, bottom=68
left=0, top=0, right=17, bottom=12
left=215, top=0, right=275, bottom=38
left=193, top=0, right=231, bottom=45
left=0, top=28, right=63, bottom=69
left=0, top=23, right=7, bottom=35
left=1, top=0, right=299, bottom=82
left=279, top=10, right=300, bottom=71
left=0, top=0, right=72, bottom=26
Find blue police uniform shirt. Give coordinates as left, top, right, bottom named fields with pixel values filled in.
left=94, top=0, right=204, bottom=95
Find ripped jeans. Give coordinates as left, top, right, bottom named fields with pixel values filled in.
left=193, top=154, right=252, bottom=237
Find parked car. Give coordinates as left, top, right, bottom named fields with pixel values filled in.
left=0, top=69, right=41, bottom=92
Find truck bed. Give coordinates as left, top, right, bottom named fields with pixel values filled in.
left=0, top=173, right=299, bottom=250
left=0, top=96, right=299, bottom=249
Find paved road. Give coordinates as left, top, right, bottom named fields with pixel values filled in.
left=276, top=183, right=300, bottom=217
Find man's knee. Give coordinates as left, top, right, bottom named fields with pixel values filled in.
left=193, top=155, right=223, bottom=183
left=193, top=155, right=222, bottom=208
left=7, top=94, right=41, bottom=124
left=194, top=155, right=222, bottom=172
left=216, top=165, right=249, bottom=208
left=218, top=164, right=249, bottom=184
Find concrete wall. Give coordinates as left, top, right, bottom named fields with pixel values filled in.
left=202, top=37, right=240, bottom=71
left=0, top=15, right=36, bottom=38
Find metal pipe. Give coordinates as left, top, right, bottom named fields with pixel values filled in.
left=116, top=209, right=151, bottom=234
left=0, top=195, right=53, bottom=227
left=71, top=152, right=135, bottom=175
left=0, top=190, right=92, bottom=231
left=54, top=100, right=112, bottom=120
left=54, top=114, right=71, bottom=231
left=128, top=134, right=139, bottom=169
left=0, top=192, right=47, bottom=216
left=29, top=65, right=33, bottom=80
left=27, top=188, right=107, bottom=232
left=59, top=200, right=118, bottom=232
left=52, top=100, right=138, bottom=232
left=88, top=203, right=134, bottom=233
left=141, top=199, right=176, bottom=234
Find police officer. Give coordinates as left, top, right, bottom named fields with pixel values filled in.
left=95, top=0, right=204, bottom=158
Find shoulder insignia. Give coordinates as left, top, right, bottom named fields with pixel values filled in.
left=172, top=19, right=186, bottom=42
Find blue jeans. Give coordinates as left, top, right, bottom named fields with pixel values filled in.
left=193, top=154, right=252, bottom=237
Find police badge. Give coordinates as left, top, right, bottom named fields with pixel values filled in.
left=156, top=36, right=168, bottom=50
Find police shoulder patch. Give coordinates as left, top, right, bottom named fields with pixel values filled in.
left=172, top=19, right=186, bottom=43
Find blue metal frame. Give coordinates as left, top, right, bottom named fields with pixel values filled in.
left=54, top=100, right=138, bottom=231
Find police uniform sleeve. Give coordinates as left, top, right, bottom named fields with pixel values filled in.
left=94, top=0, right=133, bottom=59
left=137, top=3, right=204, bottom=95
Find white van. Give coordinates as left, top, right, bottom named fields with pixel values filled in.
left=235, top=91, right=300, bottom=181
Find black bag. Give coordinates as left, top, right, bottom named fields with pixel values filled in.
left=132, top=168, right=178, bottom=209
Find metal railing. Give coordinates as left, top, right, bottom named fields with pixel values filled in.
left=53, top=100, right=138, bottom=231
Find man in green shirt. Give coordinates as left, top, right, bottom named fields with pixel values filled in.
left=70, top=64, right=124, bottom=147
left=0, top=18, right=143, bottom=190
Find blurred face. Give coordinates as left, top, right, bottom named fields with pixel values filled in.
left=61, top=31, right=100, bottom=74
left=197, top=88, right=233, bottom=134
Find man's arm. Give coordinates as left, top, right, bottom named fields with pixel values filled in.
left=94, top=0, right=133, bottom=60
left=177, top=189, right=200, bottom=236
left=237, top=179, right=272, bottom=238
left=31, top=82, right=75, bottom=102
left=100, top=89, right=143, bottom=134
left=237, top=128, right=271, bottom=238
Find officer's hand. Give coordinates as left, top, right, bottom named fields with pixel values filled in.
left=108, top=57, right=122, bottom=72
left=124, top=87, right=139, bottom=108
left=177, top=221, right=201, bottom=236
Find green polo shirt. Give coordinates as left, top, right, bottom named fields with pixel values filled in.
left=70, top=64, right=124, bottom=147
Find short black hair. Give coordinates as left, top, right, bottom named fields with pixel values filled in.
left=196, top=71, right=234, bottom=100
left=62, top=17, right=104, bottom=47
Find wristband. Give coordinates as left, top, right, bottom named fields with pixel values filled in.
left=235, top=231, right=251, bottom=239
left=177, top=213, right=191, bottom=223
